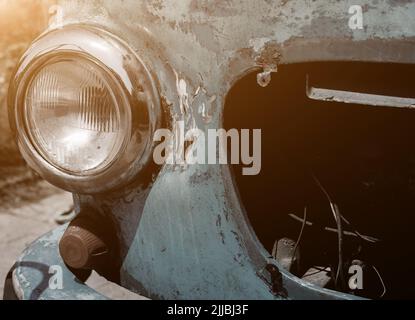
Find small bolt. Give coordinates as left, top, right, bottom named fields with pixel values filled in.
left=257, top=70, right=272, bottom=87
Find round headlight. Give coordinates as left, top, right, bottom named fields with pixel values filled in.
left=9, top=25, right=161, bottom=194
left=25, top=56, right=128, bottom=175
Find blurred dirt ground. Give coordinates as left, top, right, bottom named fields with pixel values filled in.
left=0, top=1, right=142, bottom=300
left=0, top=0, right=54, bottom=164
left=0, top=0, right=62, bottom=298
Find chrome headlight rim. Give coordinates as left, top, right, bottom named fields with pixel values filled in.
left=9, top=24, right=161, bottom=194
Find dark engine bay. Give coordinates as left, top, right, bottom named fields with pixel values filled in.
left=226, top=61, right=415, bottom=299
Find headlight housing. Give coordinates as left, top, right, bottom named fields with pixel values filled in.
left=8, top=25, right=160, bottom=194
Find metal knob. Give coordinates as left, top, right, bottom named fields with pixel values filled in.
left=59, top=224, right=108, bottom=270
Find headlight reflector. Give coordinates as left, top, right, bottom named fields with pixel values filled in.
left=25, top=56, right=127, bottom=175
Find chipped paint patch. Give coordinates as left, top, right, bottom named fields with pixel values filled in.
left=249, top=37, right=272, bottom=53
left=12, top=269, right=25, bottom=300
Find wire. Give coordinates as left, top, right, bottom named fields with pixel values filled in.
left=288, top=213, right=380, bottom=243
left=340, top=215, right=380, bottom=244
left=311, top=172, right=345, bottom=290
left=291, top=207, right=307, bottom=268
left=302, top=266, right=331, bottom=278
left=372, top=265, right=387, bottom=298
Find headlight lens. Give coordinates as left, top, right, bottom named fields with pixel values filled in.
left=24, top=56, right=127, bottom=175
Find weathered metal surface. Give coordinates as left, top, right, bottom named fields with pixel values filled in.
left=307, top=85, right=415, bottom=108
left=14, top=0, right=415, bottom=299
left=302, top=267, right=332, bottom=288
left=272, top=238, right=299, bottom=272
left=62, top=0, right=409, bottom=300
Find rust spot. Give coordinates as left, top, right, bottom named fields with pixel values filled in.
left=255, top=41, right=281, bottom=71
left=265, top=264, right=287, bottom=298
left=189, top=168, right=213, bottom=184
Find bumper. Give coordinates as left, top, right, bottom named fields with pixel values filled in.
left=3, top=224, right=361, bottom=300
left=3, top=225, right=107, bottom=300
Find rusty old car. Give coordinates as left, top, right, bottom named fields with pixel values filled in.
left=3, top=0, right=415, bottom=300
